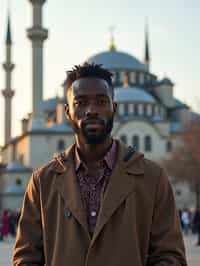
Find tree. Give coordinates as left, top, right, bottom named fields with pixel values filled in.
left=163, top=120, right=200, bottom=208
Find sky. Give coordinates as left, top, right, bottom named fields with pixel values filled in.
left=0, top=0, right=200, bottom=146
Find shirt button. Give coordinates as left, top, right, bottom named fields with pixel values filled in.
left=92, top=186, right=95, bottom=191
left=91, top=211, right=97, bottom=217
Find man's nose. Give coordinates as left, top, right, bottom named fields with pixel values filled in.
left=85, top=103, right=99, bottom=117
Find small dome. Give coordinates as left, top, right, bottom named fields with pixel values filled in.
left=4, top=184, right=24, bottom=194
left=87, top=50, right=146, bottom=71
left=114, top=87, right=157, bottom=104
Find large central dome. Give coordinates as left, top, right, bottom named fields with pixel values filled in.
left=87, top=50, right=146, bottom=71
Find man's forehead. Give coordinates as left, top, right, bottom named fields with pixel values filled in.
left=71, top=77, right=111, bottom=97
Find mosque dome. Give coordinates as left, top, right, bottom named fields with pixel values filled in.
left=114, top=87, right=157, bottom=104
left=87, top=50, right=146, bottom=71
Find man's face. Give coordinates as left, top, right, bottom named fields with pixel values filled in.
left=65, top=77, right=117, bottom=144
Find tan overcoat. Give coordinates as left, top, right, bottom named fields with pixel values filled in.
left=13, top=140, right=187, bottom=266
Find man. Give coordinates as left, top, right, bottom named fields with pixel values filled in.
left=13, top=63, right=187, bottom=266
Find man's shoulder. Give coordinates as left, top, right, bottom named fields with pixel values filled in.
left=126, top=149, right=167, bottom=183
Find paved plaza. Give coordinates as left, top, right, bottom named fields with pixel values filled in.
left=0, top=234, right=200, bottom=265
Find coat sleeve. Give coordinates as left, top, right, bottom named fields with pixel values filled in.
left=147, top=167, right=187, bottom=266
left=12, top=172, right=45, bottom=266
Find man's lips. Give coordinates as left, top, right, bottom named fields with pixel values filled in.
left=83, top=119, right=104, bottom=129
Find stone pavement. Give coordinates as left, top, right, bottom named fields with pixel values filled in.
left=0, top=234, right=200, bottom=265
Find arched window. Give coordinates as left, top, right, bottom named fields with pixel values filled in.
left=144, top=135, right=152, bottom=152
left=111, top=71, right=116, bottom=83
left=120, top=135, right=127, bottom=144
left=132, top=135, right=139, bottom=151
left=58, top=139, right=65, bottom=151
left=130, top=72, right=136, bottom=84
left=166, top=141, right=172, bottom=152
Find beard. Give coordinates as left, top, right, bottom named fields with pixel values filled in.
left=70, top=116, right=114, bottom=145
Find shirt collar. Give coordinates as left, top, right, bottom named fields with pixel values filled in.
left=75, top=140, right=117, bottom=172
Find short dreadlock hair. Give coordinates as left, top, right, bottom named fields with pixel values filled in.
left=65, top=62, right=113, bottom=98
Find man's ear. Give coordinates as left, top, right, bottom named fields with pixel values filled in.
left=64, top=104, right=70, bottom=119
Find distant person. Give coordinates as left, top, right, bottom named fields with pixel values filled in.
left=0, top=210, right=3, bottom=241
left=181, top=208, right=190, bottom=235
left=8, top=211, right=17, bottom=237
left=193, top=207, right=200, bottom=246
left=13, top=63, right=187, bottom=265
left=1, top=210, right=9, bottom=240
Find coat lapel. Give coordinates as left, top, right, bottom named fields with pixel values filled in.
left=91, top=141, right=144, bottom=245
left=53, top=145, right=91, bottom=240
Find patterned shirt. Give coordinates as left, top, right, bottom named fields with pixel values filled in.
left=75, top=140, right=117, bottom=236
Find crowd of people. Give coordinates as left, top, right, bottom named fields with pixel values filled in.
left=179, top=207, right=200, bottom=245
left=0, top=210, right=19, bottom=241
left=1, top=206, right=200, bottom=244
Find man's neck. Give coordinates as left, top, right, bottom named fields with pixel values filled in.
left=75, top=137, right=113, bottom=162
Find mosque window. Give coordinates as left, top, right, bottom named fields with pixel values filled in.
left=128, top=103, right=134, bottom=114
left=119, top=71, right=125, bottom=83
left=147, top=104, right=152, bottom=116
left=138, top=104, right=144, bottom=115
left=154, top=105, right=160, bottom=116
left=166, top=141, right=172, bottom=152
left=58, top=139, right=65, bottom=151
left=111, top=71, right=116, bottom=83
left=118, top=103, right=124, bottom=116
left=132, top=135, right=140, bottom=151
left=120, top=135, right=127, bottom=144
left=144, top=135, right=152, bottom=152
left=175, top=189, right=182, bottom=196
left=130, top=72, right=136, bottom=84
left=16, top=178, right=22, bottom=186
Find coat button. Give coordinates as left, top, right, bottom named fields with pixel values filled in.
left=64, top=210, right=72, bottom=218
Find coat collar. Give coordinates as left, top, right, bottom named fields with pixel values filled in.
left=52, top=140, right=144, bottom=243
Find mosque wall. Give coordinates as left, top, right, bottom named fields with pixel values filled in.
left=1, top=144, right=13, bottom=164
left=29, top=134, right=74, bottom=170
left=1, top=194, right=24, bottom=211
left=172, top=182, right=196, bottom=209
left=154, top=121, right=170, bottom=137
left=16, top=136, right=31, bottom=166
left=1, top=172, right=31, bottom=192
left=115, top=120, right=168, bottom=161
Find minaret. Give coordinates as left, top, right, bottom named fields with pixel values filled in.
left=27, top=0, right=48, bottom=129
left=144, top=22, right=150, bottom=72
left=1, top=15, right=15, bottom=144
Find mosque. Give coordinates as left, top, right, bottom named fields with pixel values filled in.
left=0, top=0, right=196, bottom=210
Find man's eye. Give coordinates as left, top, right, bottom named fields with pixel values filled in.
left=98, top=99, right=108, bottom=105
left=74, top=100, right=87, bottom=106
